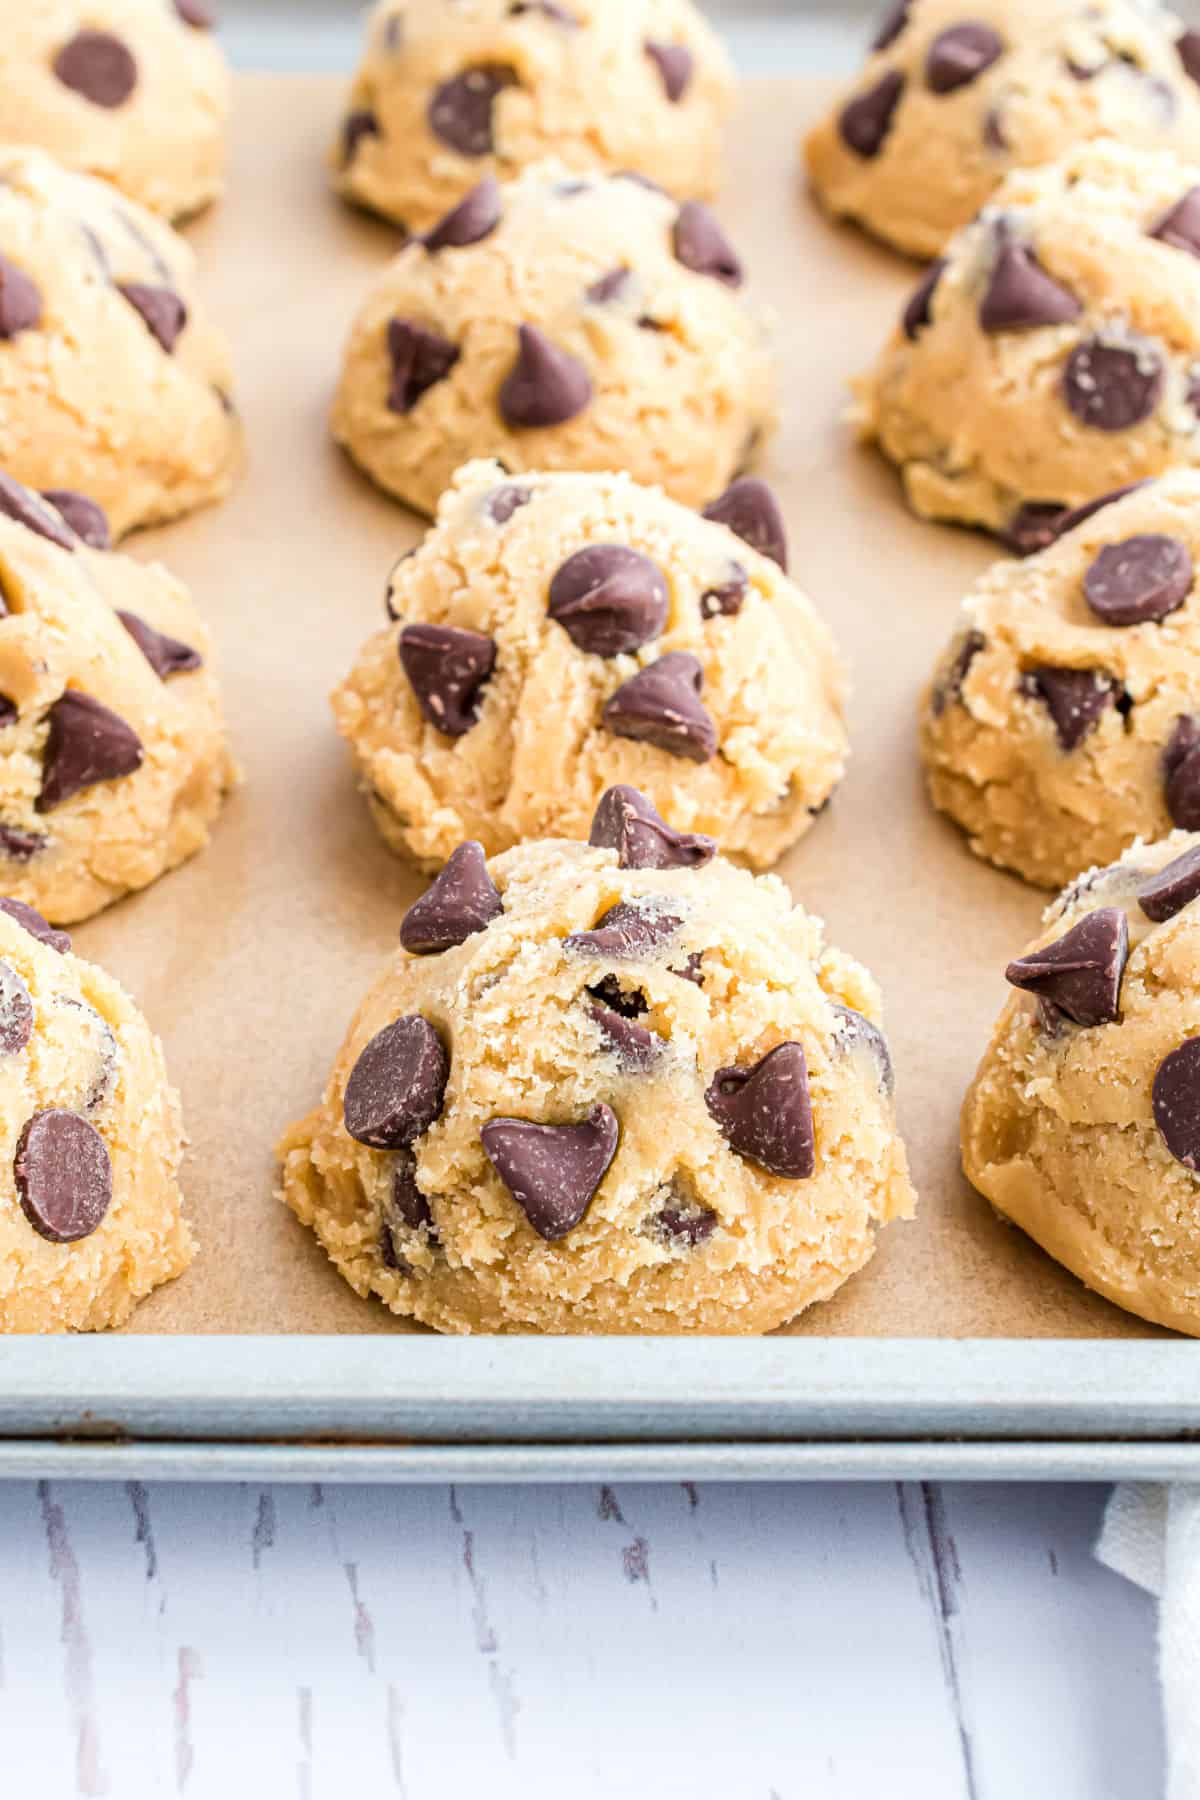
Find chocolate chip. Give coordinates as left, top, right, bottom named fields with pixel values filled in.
left=389, top=1146, right=434, bottom=1234
left=0, top=897, right=68, bottom=952
left=585, top=267, right=633, bottom=305
left=1154, top=1038, right=1200, bottom=1169
left=55, top=996, right=118, bottom=1113
left=587, top=784, right=715, bottom=871
left=566, top=900, right=682, bottom=961
left=983, top=105, right=1008, bottom=151
left=548, top=546, right=669, bottom=657
left=589, top=997, right=662, bottom=1068
left=1022, top=666, right=1116, bottom=751
left=925, top=22, right=1004, bottom=93
left=1063, top=339, right=1164, bottom=432
left=1137, top=846, right=1200, bottom=922
left=645, top=41, right=693, bottom=103
left=1165, top=716, right=1200, bottom=829
left=902, top=258, right=945, bottom=341
left=838, top=70, right=905, bottom=158
left=423, top=178, right=503, bottom=250
left=979, top=244, right=1080, bottom=332
left=0, top=257, right=41, bottom=340
left=398, top=623, right=496, bottom=737
left=589, top=974, right=646, bottom=1019
left=118, top=284, right=187, bottom=354
left=174, top=0, right=216, bottom=27
left=700, top=561, right=748, bottom=619
left=1002, top=503, right=1070, bottom=556
left=386, top=320, right=460, bottom=413
left=0, top=473, right=76, bottom=551
left=499, top=324, right=592, bottom=428
left=831, top=1004, right=894, bottom=1098
left=427, top=64, right=518, bottom=157
left=0, top=828, right=46, bottom=863
left=41, top=491, right=109, bottom=550
left=341, top=109, right=381, bottom=166
left=648, top=1183, right=717, bottom=1246
left=1150, top=187, right=1200, bottom=259
left=53, top=31, right=138, bottom=107
left=1055, top=483, right=1151, bottom=540
left=486, top=482, right=531, bottom=523
left=1082, top=535, right=1193, bottom=626
left=0, top=961, right=32, bottom=1055
left=1005, top=907, right=1127, bottom=1027
left=702, top=478, right=788, bottom=571
left=872, top=0, right=910, bottom=53
left=15, top=1110, right=112, bottom=1243
left=481, top=1102, right=618, bottom=1239
left=37, top=691, right=144, bottom=812
left=672, top=202, right=743, bottom=287
left=705, top=1043, right=815, bottom=1178
left=116, top=610, right=202, bottom=679
left=0, top=698, right=15, bottom=727
left=343, top=1015, right=449, bottom=1149
left=602, top=652, right=717, bottom=762
left=1180, top=30, right=1200, bottom=88
left=400, top=840, right=502, bottom=953
left=931, top=629, right=986, bottom=716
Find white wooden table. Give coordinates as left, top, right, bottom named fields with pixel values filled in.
left=0, top=1478, right=1162, bottom=1797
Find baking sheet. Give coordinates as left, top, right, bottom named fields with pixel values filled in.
left=76, top=73, right=1161, bottom=1339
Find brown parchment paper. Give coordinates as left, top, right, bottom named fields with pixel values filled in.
left=83, top=75, right=1160, bottom=1336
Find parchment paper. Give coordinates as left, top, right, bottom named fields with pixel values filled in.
left=86, top=75, right=1160, bottom=1336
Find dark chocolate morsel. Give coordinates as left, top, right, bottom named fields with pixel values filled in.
left=585, top=266, right=633, bottom=305
left=400, top=840, right=502, bottom=953
left=588, top=998, right=663, bottom=1068
left=831, top=1003, right=894, bottom=1098
left=343, top=1014, right=449, bottom=1149
left=931, top=629, right=986, bottom=716
left=1063, top=338, right=1164, bottom=432
left=341, top=109, right=381, bottom=166
left=398, top=622, right=496, bottom=737
left=0, top=828, right=47, bottom=864
left=602, top=652, right=717, bottom=762
left=1001, top=503, right=1070, bottom=556
left=548, top=545, right=669, bottom=657
left=0, top=896, right=68, bottom=952
left=175, top=1, right=216, bottom=27
left=499, top=324, right=592, bottom=428
left=117, top=284, right=188, bottom=354
left=700, top=561, right=749, bottom=619
left=0, top=960, right=32, bottom=1055
left=702, top=478, right=787, bottom=571
left=0, top=257, right=42, bottom=340
left=672, top=201, right=743, bottom=286
left=1180, top=30, right=1200, bottom=89
left=117, top=610, right=202, bottom=679
left=486, top=482, right=532, bottom=523
left=979, top=244, right=1081, bottom=332
left=1082, top=535, right=1193, bottom=627
left=423, top=177, right=503, bottom=250
left=925, top=22, right=1004, bottom=92
left=386, top=319, right=460, bottom=413
left=1154, top=1038, right=1200, bottom=1169
left=0, top=473, right=76, bottom=551
left=37, top=691, right=144, bottom=812
left=587, top=784, right=715, bottom=871
left=53, top=31, right=138, bottom=107
left=838, top=70, right=905, bottom=158
left=1022, top=666, right=1116, bottom=751
left=645, top=40, right=693, bottom=102
left=390, top=1146, right=434, bottom=1234
left=480, top=1102, right=618, bottom=1239
left=902, top=258, right=946, bottom=341
left=1164, top=716, right=1200, bottom=830
left=1150, top=187, right=1200, bottom=259
left=566, top=900, right=682, bottom=961
left=40, top=490, right=109, bottom=550
left=872, top=0, right=911, bottom=53
left=1137, top=845, right=1200, bottom=923
left=648, top=1182, right=717, bottom=1246
left=1042, top=483, right=1151, bottom=546
left=704, top=1042, right=815, bottom=1178
left=15, top=1110, right=112, bottom=1243
left=427, top=64, right=518, bottom=157
left=1005, top=907, right=1128, bottom=1027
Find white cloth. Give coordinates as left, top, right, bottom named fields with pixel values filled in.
left=1098, top=1484, right=1200, bottom=1800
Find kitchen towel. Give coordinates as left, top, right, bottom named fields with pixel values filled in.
left=1098, top=1485, right=1200, bottom=1800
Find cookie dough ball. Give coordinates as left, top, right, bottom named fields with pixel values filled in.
left=331, top=161, right=775, bottom=516
left=806, top=0, right=1200, bottom=260
left=921, top=471, right=1200, bottom=888
left=858, top=141, right=1200, bottom=547
left=961, top=830, right=1200, bottom=1334
left=333, top=0, right=735, bottom=234
left=0, top=897, right=192, bottom=1331
left=278, top=788, right=914, bottom=1334
left=333, top=460, right=847, bottom=871
left=0, top=470, right=235, bottom=924
left=0, top=2, right=230, bottom=222
left=0, top=148, right=240, bottom=539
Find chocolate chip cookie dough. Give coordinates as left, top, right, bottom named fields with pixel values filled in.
left=923, top=471, right=1200, bottom=888
left=278, top=787, right=914, bottom=1334
left=962, top=831, right=1200, bottom=1335
left=859, top=141, right=1200, bottom=547
left=332, top=161, right=774, bottom=516
left=806, top=0, right=1200, bottom=260
left=0, top=897, right=192, bottom=1331
left=0, top=471, right=235, bottom=924
left=333, top=0, right=735, bottom=234
left=0, top=148, right=240, bottom=539
left=0, top=2, right=230, bottom=222
left=333, top=460, right=846, bottom=871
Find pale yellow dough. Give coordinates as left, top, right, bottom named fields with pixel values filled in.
left=0, top=907, right=192, bottom=1332
left=279, top=831, right=914, bottom=1335
left=331, top=161, right=775, bottom=517
left=334, top=460, right=848, bottom=870
left=0, top=149, right=241, bottom=538
left=963, top=830, right=1200, bottom=1336
left=859, top=141, right=1200, bottom=542
left=0, top=481, right=236, bottom=924
left=806, top=0, right=1200, bottom=260
left=0, top=1, right=230, bottom=221
left=333, top=0, right=735, bottom=233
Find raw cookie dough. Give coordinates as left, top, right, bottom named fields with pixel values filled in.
left=333, top=459, right=847, bottom=870
left=858, top=141, right=1200, bottom=548
left=0, top=2, right=230, bottom=222
left=333, top=0, right=735, bottom=234
left=278, top=786, right=915, bottom=1334
left=0, top=148, right=241, bottom=539
left=0, top=471, right=236, bottom=924
left=922, top=470, right=1200, bottom=888
left=0, top=896, right=192, bottom=1332
left=331, top=161, right=775, bottom=516
left=962, top=829, right=1200, bottom=1335
left=806, top=0, right=1200, bottom=260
